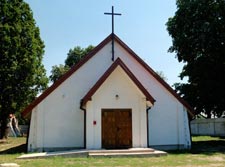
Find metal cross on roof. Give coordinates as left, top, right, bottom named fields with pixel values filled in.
left=104, top=6, right=121, bottom=61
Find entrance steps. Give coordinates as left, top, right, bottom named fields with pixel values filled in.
left=18, top=148, right=167, bottom=159
left=88, top=148, right=167, bottom=157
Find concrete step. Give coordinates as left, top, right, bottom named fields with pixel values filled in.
left=89, top=148, right=155, bottom=154
left=88, top=149, right=167, bottom=158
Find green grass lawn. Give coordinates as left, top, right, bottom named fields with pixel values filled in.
left=0, top=136, right=225, bottom=167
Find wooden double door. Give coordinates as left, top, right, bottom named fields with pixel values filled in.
left=102, top=109, right=132, bottom=149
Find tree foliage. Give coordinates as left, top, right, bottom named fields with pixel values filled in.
left=65, top=45, right=94, bottom=68
left=0, top=0, right=48, bottom=138
left=167, top=0, right=225, bottom=118
left=50, top=45, right=94, bottom=83
left=156, top=71, right=168, bottom=81
left=49, top=64, right=69, bottom=83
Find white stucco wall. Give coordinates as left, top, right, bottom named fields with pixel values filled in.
left=28, top=38, right=191, bottom=151
left=85, top=66, right=149, bottom=149
left=28, top=107, right=37, bottom=151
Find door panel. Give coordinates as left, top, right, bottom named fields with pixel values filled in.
left=116, top=110, right=132, bottom=148
left=102, top=109, right=132, bottom=149
left=102, top=111, right=116, bottom=148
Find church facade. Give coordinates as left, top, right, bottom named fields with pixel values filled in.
left=22, top=34, right=193, bottom=152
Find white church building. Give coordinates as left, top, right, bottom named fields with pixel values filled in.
left=22, top=34, right=194, bottom=152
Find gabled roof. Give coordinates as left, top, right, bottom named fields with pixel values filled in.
left=80, top=58, right=156, bottom=109
left=22, top=33, right=194, bottom=118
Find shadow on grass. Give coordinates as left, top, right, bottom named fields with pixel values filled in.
left=219, top=136, right=225, bottom=139
left=191, top=140, right=225, bottom=154
left=168, top=139, right=225, bottom=155
left=0, top=144, right=26, bottom=154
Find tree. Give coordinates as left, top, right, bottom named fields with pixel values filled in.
left=65, top=45, right=94, bottom=68
left=50, top=45, right=94, bottom=82
left=49, top=64, right=70, bottom=83
left=167, top=0, right=225, bottom=118
left=0, top=0, right=48, bottom=138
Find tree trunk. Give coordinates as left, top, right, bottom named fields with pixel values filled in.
left=0, top=117, right=7, bottom=139
left=0, top=104, right=9, bottom=139
left=206, top=110, right=212, bottom=119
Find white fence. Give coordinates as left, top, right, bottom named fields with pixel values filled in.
left=19, top=125, right=28, bottom=135
left=191, top=118, right=225, bottom=136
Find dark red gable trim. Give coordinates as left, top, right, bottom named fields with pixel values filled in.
left=81, top=58, right=156, bottom=108
left=113, top=35, right=194, bottom=117
left=22, top=34, right=114, bottom=117
left=22, top=33, right=194, bottom=118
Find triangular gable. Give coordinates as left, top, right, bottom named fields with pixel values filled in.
left=22, top=33, right=194, bottom=118
left=80, top=58, right=155, bottom=109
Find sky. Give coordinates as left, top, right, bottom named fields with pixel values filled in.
left=24, top=0, right=185, bottom=86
